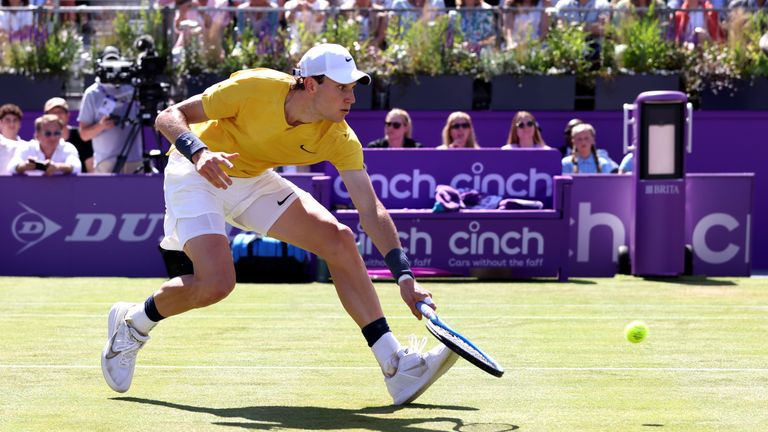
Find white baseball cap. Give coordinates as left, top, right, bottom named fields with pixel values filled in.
left=296, top=44, right=371, bottom=86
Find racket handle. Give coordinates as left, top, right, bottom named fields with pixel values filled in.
left=416, top=300, right=436, bottom=320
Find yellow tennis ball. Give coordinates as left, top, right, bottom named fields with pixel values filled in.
left=624, top=321, right=648, bottom=343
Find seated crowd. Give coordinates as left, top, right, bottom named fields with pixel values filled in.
left=0, top=97, right=629, bottom=176
left=1, top=0, right=762, bottom=61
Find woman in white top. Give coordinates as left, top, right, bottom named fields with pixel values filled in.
left=502, top=111, right=550, bottom=149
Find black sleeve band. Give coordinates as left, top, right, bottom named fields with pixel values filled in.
left=175, top=131, right=208, bottom=163
left=384, top=248, right=414, bottom=281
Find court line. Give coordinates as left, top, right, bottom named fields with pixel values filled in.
left=1, top=364, right=767, bottom=372
left=1, top=313, right=766, bottom=321
left=4, top=302, right=768, bottom=309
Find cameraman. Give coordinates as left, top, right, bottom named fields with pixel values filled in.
left=78, top=47, right=144, bottom=174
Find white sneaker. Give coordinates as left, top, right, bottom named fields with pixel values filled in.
left=101, top=302, right=150, bottom=393
left=385, top=339, right=458, bottom=405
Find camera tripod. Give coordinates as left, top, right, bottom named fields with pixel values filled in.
left=112, top=84, right=167, bottom=174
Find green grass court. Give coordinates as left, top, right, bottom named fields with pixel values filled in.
left=1, top=276, right=767, bottom=431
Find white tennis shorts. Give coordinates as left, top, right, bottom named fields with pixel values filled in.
left=160, top=152, right=303, bottom=251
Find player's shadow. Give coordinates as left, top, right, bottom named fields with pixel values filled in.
left=113, top=397, right=500, bottom=431
left=640, top=276, right=736, bottom=286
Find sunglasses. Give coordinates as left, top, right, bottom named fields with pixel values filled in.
left=43, top=130, right=62, bottom=137
left=385, top=121, right=403, bottom=129
left=450, top=123, right=471, bottom=130
left=516, top=120, right=536, bottom=129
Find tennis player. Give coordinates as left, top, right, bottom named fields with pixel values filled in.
left=100, top=43, right=458, bottom=405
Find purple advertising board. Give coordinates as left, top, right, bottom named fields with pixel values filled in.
left=685, top=174, right=753, bottom=276
left=0, top=164, right=753, bottom=278
left=0, top=174, right=331, bottom=277
left=335, top=176, right=573, bottom=279
left=326, top=148, right=563, bottom=209
left=19, top=109, right=768, bottom=271
left=567, top=174, right=753, bottom=277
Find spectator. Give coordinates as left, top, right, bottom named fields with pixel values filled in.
left=340, top=0, right=388, bottom=49
left=0, top=135, right=21, bottom=174
left=613, top=0, right=667, bottom=24
left=555, top=0, right=610, bottom=34
left=560, top=117, right=582, bottom=156
left=172, top=0, right=212, bottom=63
left=0, top=103, right=26, bottom=142
left=390, top=0, right=447, bottom=35
left=9, top=114, right=81, bottom=176
left=560, top=117, right=618, bottom=170
left=238, top=0, right=281, bottom=37
left=284, top=0, right=330, bottom=54
left=437, top=111, right=481, bottom=148
left=451, top=0, right=496, bottom=50
left=44, top=97, right=94, bottom=173
left=367, top=108, right=422, bottom=148
left=502, top=111, right=550, bottom=149
left=78, top=47, right=144, bottom=174
left=0, top=0, right=34, bottom=42
left=671, top=0, right=725, bottom=45
left=619, top=151, right=634, bottom=174
left=554, top=0, right=610, bottom=62
left=561, top=122, right=614, bottom=174
left=729, top=0, right=767, bottom=9
left=501, top=0, right=550, bottom=49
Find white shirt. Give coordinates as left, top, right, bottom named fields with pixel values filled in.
left=0, top=136, right=26, bottom=175
left=9, top=139, right=82, bottom=176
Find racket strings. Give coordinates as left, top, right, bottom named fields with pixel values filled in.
left=430, top=323, right=494, bottom=368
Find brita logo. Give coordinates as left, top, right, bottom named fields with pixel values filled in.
left=644, top=184, right=680, bottom=195
left=334, top=162, right=553, bottom=200
left=10, top=202, right=164, bottom=254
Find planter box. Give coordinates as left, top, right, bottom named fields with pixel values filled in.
left=0, top=74, right=65, bottom=110
left=594, top=74, right=681, bottom=111
left=387, top=75, right=474, bottom=111
left=353, top=81, right=374, bottom=110
left=698, top=78, right=768, bottom=110
left=490, top=75, right=576, bottom=111
left=184, top=72, right=228, bottom=98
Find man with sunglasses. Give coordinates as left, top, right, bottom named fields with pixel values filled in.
left=9, top=114, right=81, bottom=176
left=367, top=108, right=422, bottom=148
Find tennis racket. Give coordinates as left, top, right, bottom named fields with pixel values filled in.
left=417, top=298, right=504, bottom=378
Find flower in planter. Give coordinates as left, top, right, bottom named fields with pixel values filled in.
left=2, top=21, right=81, bottom=77
left=682, top=9, right=768, bottom=99
left=605, top=5, right=685, bottom=76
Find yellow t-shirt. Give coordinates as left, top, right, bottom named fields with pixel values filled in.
left=190, top=68, right=364, bottom=178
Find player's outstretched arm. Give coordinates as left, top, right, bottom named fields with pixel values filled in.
left=339, top=169, right=433, bottom=319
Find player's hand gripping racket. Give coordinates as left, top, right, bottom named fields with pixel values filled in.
left=417, top=298, right=504, bottom=377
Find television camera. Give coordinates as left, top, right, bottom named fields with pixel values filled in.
left=95, top=35, right=170, bottom=174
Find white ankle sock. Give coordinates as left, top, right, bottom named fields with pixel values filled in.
left=125, top=304, right=157, bottom=335
left=371, top=332, right=402, bottom=377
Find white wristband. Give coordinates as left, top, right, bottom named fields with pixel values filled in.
left=397, top=274, right=414, bottom=284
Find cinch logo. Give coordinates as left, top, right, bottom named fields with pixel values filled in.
left=355, top=223, right=432, bottom=256
left=334, top=162, right=553, bottom=200
left=692, top=213, right=750, bottom=265
left=448, top=221, right=544, bottom=256
left=12, top=203, right=62, bottom=254
left=575, top=203, right=749, bottom=266
left=576, top=202, right=625, bottom=263
left=10, top=202, right=164, bottom=254
left=644, top=184, right=680, bottom=195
